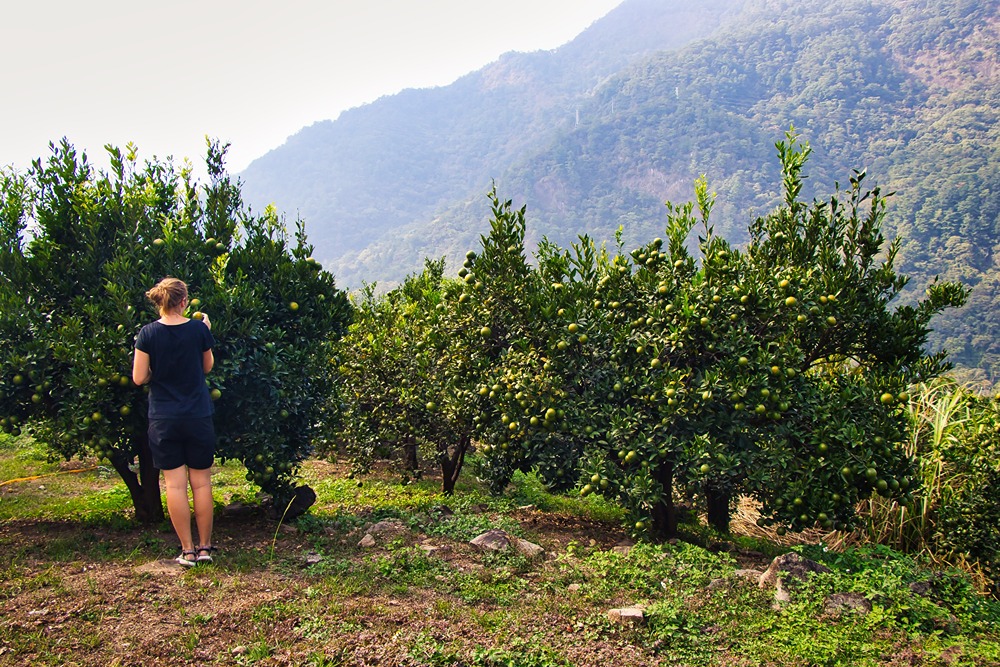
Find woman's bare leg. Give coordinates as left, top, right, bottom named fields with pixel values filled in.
left=163, top=466, right=194, bottom=551
left=189, top=466, right=214, bottom=547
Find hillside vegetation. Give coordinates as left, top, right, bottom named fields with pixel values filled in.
left=240, top=0, right=1000, bottom=385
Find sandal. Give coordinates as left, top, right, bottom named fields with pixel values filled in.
left=196, top=545, right=217, bottom=564
left=175, top=550, right=197, bottom=568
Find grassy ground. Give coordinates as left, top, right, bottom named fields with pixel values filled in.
left=1, top=433, right=998, bottom=666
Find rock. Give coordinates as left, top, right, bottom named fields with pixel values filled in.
left=774, top=580, right=791, bottom=605
left=759, top=553, right=832, bottom=605
left=266, top=485, right=317, bottom=520
left=759, top=552, right=832, bottom=589
left=222, top=502, right=257, bottom=518
left=470, top=529, right=512, bottom=552
left=909, top=573, right=961, bottom=600
left=824, top=592, right=872, bottom=615
left=708, top=578, right=729, bottom=591
left=355, top=518, right=410, bottom=547
left=513, top=537, right=545, bottom=560
left=934, top=613, right=960, bottom=635
left=469, top=529, right=544, bottom=559
left=430, top=505, right=454, bottom=519
left=608, top=607, right=645, bottom=626
left=304, top=552, right=324, bottom=566
left=365, top=518, right=410, bottom=539
left=286, top=485, right=317, bottom=520
left=419, top=541, right=452, bottom=559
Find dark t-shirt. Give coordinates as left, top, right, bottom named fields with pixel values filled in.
left=135, top=320, right=215, bottom=419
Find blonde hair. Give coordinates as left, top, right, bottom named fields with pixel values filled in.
left=146, top=277, right=188, bottom=313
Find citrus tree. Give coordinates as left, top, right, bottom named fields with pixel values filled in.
left=469, top=132, right=968, bottom=540
left=331, top=130, right=967, bottom=544
left=335, top=279, right=421, bottom=481
left=339, top=191, right=601, bottom=495
left=337, top=259, right=487, bottom=493
left=454, top=191, right=593, bottom=495
left=469, top=237, right=603, bottom=493
left=0, top=140, right=350, bottom=522
left=573, top=133, right=968, bottom=537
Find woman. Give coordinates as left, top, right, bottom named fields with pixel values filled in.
left=132, top=277, right=217, bottom=567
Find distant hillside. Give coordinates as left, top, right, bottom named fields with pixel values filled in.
left=240, top=0, right=744, bottom=262
left=240, top=0, right=1000, bottom=385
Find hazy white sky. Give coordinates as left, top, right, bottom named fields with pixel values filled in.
left=1, top=0, right=624, bottom=176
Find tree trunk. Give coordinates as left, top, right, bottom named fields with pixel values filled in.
left=651, top=460, right=677, bottom=538
left=111, top=431, right=164, bottom=524
left=401, top=436, right=420, bottom=479
left=705, top=485, right=732, bottom=534
left=439, top=434, right=470, bottom=496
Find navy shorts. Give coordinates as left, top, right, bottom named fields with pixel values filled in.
left=148, top=417, right=216, bottom=470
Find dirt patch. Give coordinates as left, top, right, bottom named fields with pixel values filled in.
left=513, top=506, right=630, bottom=550
left=0, top=487, right=692, bottom=667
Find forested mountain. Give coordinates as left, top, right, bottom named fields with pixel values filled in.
left=240, top=0, right=740, bottom=253
left=240, top=0, right=1000, bottom=385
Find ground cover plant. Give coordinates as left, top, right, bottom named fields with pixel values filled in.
left=1, top=433, right=998, bottom=667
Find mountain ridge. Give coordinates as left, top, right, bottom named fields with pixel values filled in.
left=239, top=0, right=1000, bottom=383
left=240, top=0, right=745, bottom=262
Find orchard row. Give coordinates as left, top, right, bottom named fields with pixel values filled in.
left=335, top=133, right=967, bottom=536
left=0, top=134, right=967, bottom=534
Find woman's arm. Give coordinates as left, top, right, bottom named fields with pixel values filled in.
left=132, top=349, right=152, bottom=385
left=201, top=313, right=214, bottom=374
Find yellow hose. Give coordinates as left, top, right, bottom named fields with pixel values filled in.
left=0, top=466, right=99, bottom=488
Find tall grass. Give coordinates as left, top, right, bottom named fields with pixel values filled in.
left=856, top=378, right=998, bottom=591
left=860, top=379, right=966, bottom=550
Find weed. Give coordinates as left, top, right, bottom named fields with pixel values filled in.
left=239, top=638, right=275, bottom=663
left=481, top=547, right=533, bottom=573
left=295, top=616, right=331, bottom=641
left=506, top=470, right=625, bottom=523
left=300, top=649, right=351, bottom=667
left=423, top=510, right=521, bottom=542
left=181, top=628, right=201, bottom=654
left=1, top=437, right=998, bottom=665
left=470, top=637, right=572, bottom=666
left=408, top=630, right=465, bottom=666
